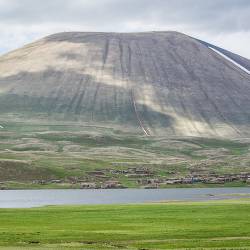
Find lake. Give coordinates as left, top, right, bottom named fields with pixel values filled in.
left=0, top=187, right=249, bottom=208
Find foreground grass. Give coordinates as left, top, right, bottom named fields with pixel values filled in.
left=0, top=200, right=250, bottom=249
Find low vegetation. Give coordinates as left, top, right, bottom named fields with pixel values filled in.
left=0, top=199, right=249, bottom=249
left=0, top=119, right=249, bottom=189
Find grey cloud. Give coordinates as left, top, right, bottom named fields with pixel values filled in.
left=0, top=0, right=250, bottom=33
left=0, top=0, right=250, bottom=58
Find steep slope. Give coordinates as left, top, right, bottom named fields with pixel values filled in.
left=0, top=31, right=250, bottom=137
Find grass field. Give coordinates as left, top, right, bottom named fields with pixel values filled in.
left=0, top=199, right=250, bottom=249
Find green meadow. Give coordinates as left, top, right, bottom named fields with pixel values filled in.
left=0, top=199, right=249, bottom=249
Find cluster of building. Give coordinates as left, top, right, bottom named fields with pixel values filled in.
left=75, top=171, right=250, bottom=189
left=137, top=172, right=250, bottom=188
left=2, top=168, right=249, bottom=190
left=110, top=167, right=154, bottom=178
left=80, top=180, right=125, bottom=189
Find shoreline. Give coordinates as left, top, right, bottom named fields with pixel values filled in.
left=1, top=182, right=249, bottom=190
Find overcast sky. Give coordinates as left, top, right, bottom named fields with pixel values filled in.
left=0, top=0, right=250, bottom=58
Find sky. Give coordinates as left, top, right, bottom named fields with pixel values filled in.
left=0, top=0, right=250, bottom=58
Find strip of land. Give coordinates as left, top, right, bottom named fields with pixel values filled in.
left=0, top=199, right=249, bottom=249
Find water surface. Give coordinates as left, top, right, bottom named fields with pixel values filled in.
left=0, top=187, right=249, bottom=208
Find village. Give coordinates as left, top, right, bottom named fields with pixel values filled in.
left=77, top=168, right=250, bottom=189
left=0, top=167, right=246, bottom=190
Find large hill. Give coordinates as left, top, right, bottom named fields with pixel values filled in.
left=0, top=31, right=250, bottom=137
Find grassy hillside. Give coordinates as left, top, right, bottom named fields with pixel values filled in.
left=0, top=199, right=249, bottom=249
left=0, top=119, right=250, bottom=189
